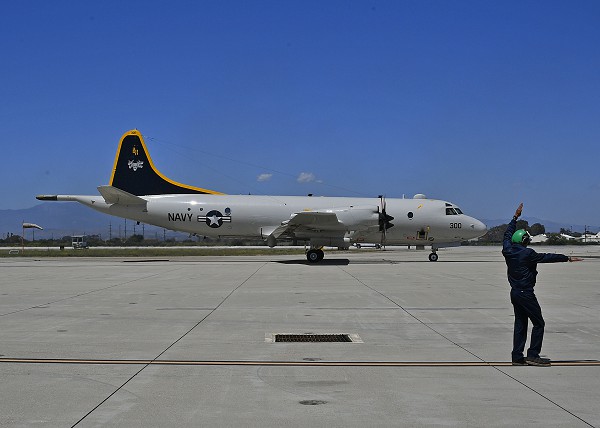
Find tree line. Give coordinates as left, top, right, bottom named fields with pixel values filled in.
left=479, top=221, right=597, bottom=245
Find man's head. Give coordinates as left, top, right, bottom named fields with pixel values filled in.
left=512, top=229, right=531, bottom=246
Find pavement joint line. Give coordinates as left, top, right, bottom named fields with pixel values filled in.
left=0, top=267, right=184, bottom=317
left=338, top=266, right=493, bottom=363
left=338, top=265, right=599, bottom=427
left=1, top=358, right=599, bottom=367
left=70, top=262, right=268, bottom=427
left=492, top=364, right=597, bottom=428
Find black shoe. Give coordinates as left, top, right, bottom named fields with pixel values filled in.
left=526, top=356, right=551, bottom=367
left=512, top=358, right=527, bottom=366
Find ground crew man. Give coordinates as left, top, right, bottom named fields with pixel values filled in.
left=503, top=203, right=583, bottom=366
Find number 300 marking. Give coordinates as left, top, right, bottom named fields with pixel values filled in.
left=450, top=223, right=462, bottom=229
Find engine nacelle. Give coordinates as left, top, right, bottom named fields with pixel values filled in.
left=329, top=206, right=379, bottom=229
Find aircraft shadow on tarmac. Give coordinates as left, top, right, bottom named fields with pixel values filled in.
left=275, top=259, right=497, bottom=265
left=276, top=259, right=351, bottom=266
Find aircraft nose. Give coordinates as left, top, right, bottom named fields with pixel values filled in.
left=468, top=218, right=487, bottom=237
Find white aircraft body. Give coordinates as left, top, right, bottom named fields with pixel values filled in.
left=37, top=130, right=487, bottom=262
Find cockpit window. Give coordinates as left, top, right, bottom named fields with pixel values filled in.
left=446, top=207, right=463, bottom=215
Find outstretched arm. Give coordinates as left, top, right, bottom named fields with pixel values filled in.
left=508, top=203, right=584, bottom=263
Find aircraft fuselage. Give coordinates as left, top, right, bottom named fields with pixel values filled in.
left=61, top=193, right=486, bottom=247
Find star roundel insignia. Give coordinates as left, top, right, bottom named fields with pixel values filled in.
left=199, top=210, right=232, bottom=228
left=205, top=210, right=224, bottom=228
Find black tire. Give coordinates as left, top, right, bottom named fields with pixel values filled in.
left=307, top=249, right=321, bottom=263
left=316, top=249, right=324, bottom=261
left=428, top=253, right=438, bottom=262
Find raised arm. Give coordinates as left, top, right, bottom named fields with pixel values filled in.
left=503, top=203, right=523, bottom=251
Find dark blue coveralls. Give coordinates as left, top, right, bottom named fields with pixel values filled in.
left=502, top=218, right=568, bottom=361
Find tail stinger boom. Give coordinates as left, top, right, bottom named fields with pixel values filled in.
left=109, top=130, right=223, bottom=196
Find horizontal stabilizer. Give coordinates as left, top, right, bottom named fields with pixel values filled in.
left=97, top=185, right=147, bottom=205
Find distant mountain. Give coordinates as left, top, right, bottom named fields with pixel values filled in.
left=480, top=217, right=599, bottom=234
left=0, top=203, right=188, bottom=240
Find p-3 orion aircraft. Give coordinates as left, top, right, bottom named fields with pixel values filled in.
left=37, top=130, right=487, bottom=262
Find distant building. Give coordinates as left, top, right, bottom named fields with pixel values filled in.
left=530, top=234, right=548, bottom=244
left=530, top=232, right=600, bottom=244
left=560, top=233, right=577, bottom=241
left=579, top=232, right=600, bottom=243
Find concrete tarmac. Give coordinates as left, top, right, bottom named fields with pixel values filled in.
left=1, top=246, right=599, bottom=427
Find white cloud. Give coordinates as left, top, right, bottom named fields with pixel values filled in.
left=257, top=173, right=273, bottom=182
left=297, top=172, right=316, bottom=183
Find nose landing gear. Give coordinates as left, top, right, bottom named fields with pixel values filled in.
left=428, top=246, right=438, bottom=262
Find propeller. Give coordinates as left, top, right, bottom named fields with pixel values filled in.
left=378, top=195, right=394, bottom=248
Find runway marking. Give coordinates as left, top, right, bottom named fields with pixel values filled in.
left=1, top=358, right=599, bottom=367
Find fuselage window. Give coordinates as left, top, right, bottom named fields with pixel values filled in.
left=455, top=208, right=463, bottom=214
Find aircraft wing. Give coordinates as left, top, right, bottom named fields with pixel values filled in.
left=268, top=206, right=381, bottom=243
left=270, top=211, right=346, bottom=240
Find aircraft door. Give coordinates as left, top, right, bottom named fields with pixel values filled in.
left=416, top=227, right=429, bottom=240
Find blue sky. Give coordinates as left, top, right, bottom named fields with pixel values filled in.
left=1, top=1, right=599, bottom=226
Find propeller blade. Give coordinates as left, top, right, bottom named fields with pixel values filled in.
left=378, top=195, right=394, bottom=249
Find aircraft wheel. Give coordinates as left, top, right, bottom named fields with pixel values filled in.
left=307, top=249, right=322, bottom=263
left=428, top=252, right=439, bottom=262
left=317, top=249, right=325, bottom=261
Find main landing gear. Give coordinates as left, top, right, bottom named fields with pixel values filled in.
left=306, top=248, right=324, bottom=263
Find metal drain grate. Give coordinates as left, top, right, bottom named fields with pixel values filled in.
left=275, top=334, right=352, bottom=343
left=266, top=333, right=363, bottom=343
